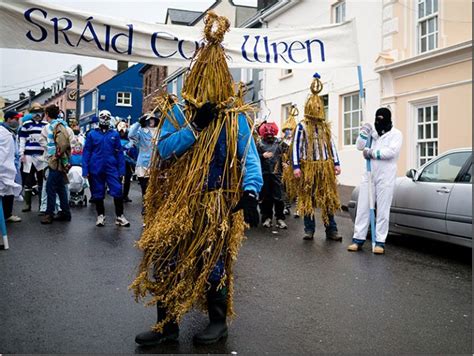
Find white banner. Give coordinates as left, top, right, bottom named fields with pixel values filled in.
left=0, top=0, right=360, bottom=69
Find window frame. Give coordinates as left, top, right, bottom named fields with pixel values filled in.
left=417, top=0, right=439, bottom=54
left=91, top=91, right=97, bottom=110
left=241, top=68, right=254, bottom=84
left=415, top=102, right=439, bottom=167
left=116, top=91, right=132, bottom=107
left=342, top=91, right=362, bottom=147
left=333, top=0, right=346, bottom=24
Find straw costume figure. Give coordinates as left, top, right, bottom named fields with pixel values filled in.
left=131, top=12, right=263, bottom=346
left=288, top=73, right=343, bottom=241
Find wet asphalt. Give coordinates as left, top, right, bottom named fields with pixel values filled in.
left=0, top=183, right=471, bottom=354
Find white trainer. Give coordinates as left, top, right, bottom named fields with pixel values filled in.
left=115, top=215, right=130, bottom=227
left=276, top=219, right=287, bottom=229
left=96, top=214, right=105, bottom=227
left=6, top=215, right=22, bottom=223
left=262, top=218, right=272, bottom=228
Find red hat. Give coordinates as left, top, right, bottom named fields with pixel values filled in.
left=258, top=122, right=279, bottom=138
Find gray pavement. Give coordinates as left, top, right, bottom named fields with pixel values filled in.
left=0, top=183, right=471, bottom=354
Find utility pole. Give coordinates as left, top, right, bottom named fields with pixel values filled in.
left=75, top=64, right=82, bottom=124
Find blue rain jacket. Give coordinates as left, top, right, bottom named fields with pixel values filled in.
left=82, top=128, right=125, bottom=177
left=158, top=104, right=263, bottom=195
left=128, top=122, right=155, bottom=169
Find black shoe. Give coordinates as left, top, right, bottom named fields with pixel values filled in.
left=326, top=230, right=343, bottom=241
left=123, top=197, right=132, bottom=203
left=193, top=284, right=228, bottom=345
left=40, top=214, right=53, bottom=224
left=135, top=325, right=179, bottom=346
left=303, top=232, right=314, bottom=240
left=135, top=304, right=179, bottom=346
left=53, top=212, right=72, bottom=222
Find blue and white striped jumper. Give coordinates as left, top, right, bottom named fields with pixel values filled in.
left=291, top=121, right=340, bottom=169
left=19, top=118, right=48, bottom=173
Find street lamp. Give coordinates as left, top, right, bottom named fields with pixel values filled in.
left=127, top=115, right=131, bottom=126
left=64, top=64, right=82, bottom=124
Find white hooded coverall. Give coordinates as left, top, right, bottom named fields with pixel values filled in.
left=352, top=127, right=403, bottom=244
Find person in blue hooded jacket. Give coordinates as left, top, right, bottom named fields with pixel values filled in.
left=82, top=110, right=130, bottom=227
left=135, top=100, right=263, bottom=346
left=128, top=113, right=158, bottom=209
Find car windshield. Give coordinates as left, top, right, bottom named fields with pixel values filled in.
left=418, top=151, right=470, bottom=183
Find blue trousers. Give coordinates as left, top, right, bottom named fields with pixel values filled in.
left=89, top=171, right=122, bottom=199
left=304, top=214, right=338, bottom=234
left=46, top=169, right=70, bottom=217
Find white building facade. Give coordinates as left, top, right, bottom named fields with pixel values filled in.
left=262, top=0, right=384, bottom=186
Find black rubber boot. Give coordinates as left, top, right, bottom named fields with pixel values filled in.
left=135, top=304, right=179, bottom=346
left=22, top=190, right=32, bottom=212
left=193, top=285, right=228, bottom=345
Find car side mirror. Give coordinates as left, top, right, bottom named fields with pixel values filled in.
left=406, top=169, right=417, bottom=181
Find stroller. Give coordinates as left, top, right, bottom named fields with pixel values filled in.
left=68, top=166, right=88, bottom=207
left=68, top=136, right=88, bottom=207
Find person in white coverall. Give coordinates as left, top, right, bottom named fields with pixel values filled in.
left=348, top=107, right=403, bottom=254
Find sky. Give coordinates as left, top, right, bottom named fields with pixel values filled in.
left=0, top=0, right=257, bottom=101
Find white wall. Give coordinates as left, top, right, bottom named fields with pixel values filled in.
left=263, top=0, right=383, bottom=186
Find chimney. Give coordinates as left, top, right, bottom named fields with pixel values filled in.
left=117, top=60, right=129, bottom=74
left=19, top=92, right=26, bottom=100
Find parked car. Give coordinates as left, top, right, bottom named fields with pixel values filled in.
left=348, top=148, right=472, bottom=248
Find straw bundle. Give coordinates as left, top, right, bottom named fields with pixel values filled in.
left=281, top=105, right=299, bottom=200
left=286, top=76, right=340, bottom=225
left=130, top=11, right=254, bottom=333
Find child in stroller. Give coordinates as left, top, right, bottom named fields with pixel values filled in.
left=68, top=128, right=88, bottom=207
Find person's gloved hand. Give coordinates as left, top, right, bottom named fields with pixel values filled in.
left=363, top=148, right=374, bottom=160
left=360, top=123, right=373, bottom=137
left=232, top=190, right=259, bottom=227
left=191, top=102, right=218, bottom=132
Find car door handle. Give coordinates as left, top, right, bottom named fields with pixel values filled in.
left=436, top=187, right=451, bottom=193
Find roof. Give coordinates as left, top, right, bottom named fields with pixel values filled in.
left=91, top=63, right=145, bottom=93
left=166, top=8, right=202, bottom=25
left=139, top=64, right=152, bottom=74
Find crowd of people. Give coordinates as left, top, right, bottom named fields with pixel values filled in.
left=0, top=101, right=401, bottom=248
left=0, top=97, right=401, bottom=347
left=0, top=104, right=161, bottom=229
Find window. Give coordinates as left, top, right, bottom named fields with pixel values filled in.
left=241, top=68, right=253, bottom=84
left=333, top=1, right=346, bottom=24
left=416, top=104, right=438, bottom=166
left=144, top=75, right=149, bottom=96
left=419, top=152, right=470, bottom=183
left=460, top=164, right=472, bottom=183
left=80, top=97, right=84, bottom=115
left=342, top=92, right=361, bottom=146
left=280, top=69, right=293, bottom=79
left=417, top=0, right=438, bottom=53
left=281, top=69, right=293, bottom=77
left=172, top=79, right=178, bottom=95
left=156, top=69, right=161, bottom=87
left=116, top=92, right=132, bottom=106
left=91, top=92, right=97, bottom=110
left=322, top=94, right=329, bottom=120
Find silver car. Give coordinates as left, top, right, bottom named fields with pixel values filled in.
left=348, top=148, right=472, bottom=248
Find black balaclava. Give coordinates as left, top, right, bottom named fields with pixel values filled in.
left=374, top=107, right=392, bottom=136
